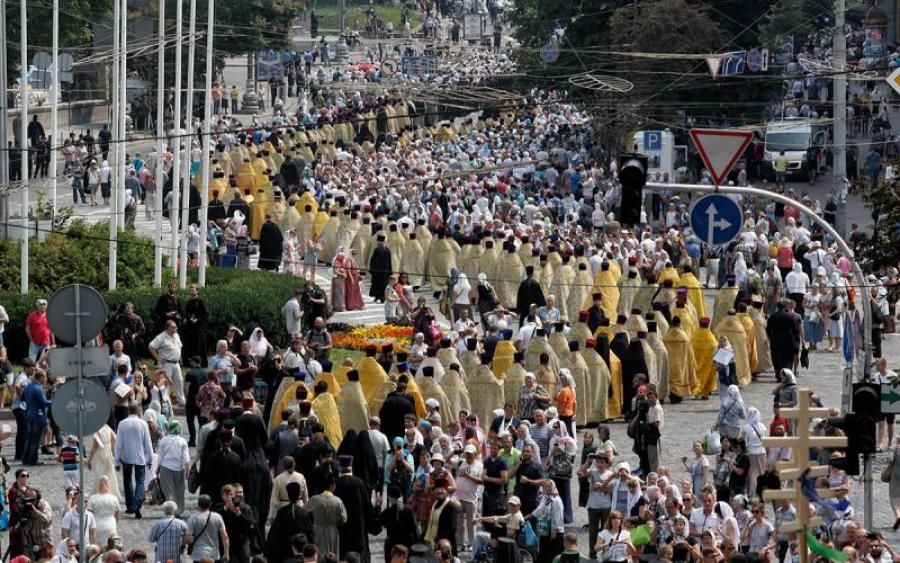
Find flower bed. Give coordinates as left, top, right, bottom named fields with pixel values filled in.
left=331, top=324, right=414, bottom=353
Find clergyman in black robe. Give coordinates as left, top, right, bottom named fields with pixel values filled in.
left=153, top=281, right=183, bottom=333
left=213, top=488, right=258, bottom=563
left=235, top=412, right=273, bottom=537
left=380, top=486, right=419, bottom=563
left=183, top=289, right=209, bottom=365
left=516, top=265, right=546, bottom=322
left=202, top=432, right=244, bottom=499
left=369, top=236, right=392, bottom=302
left=335, top=457, right=379, bottom=563
left=378, top=382, right=416, bottom=443
left=258, top=215, right=284, bottom=271
left=265, top=482, right=316, bottom=563
left=622, top=339, right=649, bottom=420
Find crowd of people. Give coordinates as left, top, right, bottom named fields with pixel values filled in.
left=3, top=42, right=900, bottom=563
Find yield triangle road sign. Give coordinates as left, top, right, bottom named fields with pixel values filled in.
left=706, top=56, right=722, bottom=80
left=689, top=128, right=753, bottom=186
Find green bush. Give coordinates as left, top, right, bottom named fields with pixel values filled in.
left=0, top=224, right=329, bottom=360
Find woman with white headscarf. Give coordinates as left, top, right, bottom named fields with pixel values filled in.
left=248, top=328, right=271, bottom=361
left=476, top=272, right=500, bottom=326
left=545, top=418, right=576, bottom=524
left=733, top=252, right=749, bottom=288
left=716, top=385, right=746, bottom=440
left=530, top=479, right=565, bottom=563
left=740, top=407, right=768, bottom=499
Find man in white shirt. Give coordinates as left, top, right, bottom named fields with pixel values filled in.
left=455, top=443, right=484, bottom=550
left=149, top=321, right=185, bottom=403
left=115, top=404, right=154, bottom=518
left=283, top=334, right=322, bottom=386
left=689, top=490, right=720, bottom=539
left=646, top=390, right=664, bottom=473
left=108, top=339, right=132, bottom=380
left=368, top=417, right=390, bottom=494
left=282, top=290, right=303, bottom=338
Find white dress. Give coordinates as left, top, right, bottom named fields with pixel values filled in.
left=91, top=425, right=121, bottom=499
left=87, top=492, right=120, bottom=546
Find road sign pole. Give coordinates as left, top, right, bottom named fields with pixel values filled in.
left=75, top=285, right=85, bottom=563
left=647, top=181, right=872, bottom=392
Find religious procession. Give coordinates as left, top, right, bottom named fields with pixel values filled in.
left=5, top=7, right=900, bottom=563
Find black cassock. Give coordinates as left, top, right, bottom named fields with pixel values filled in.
left=516, top=278, right=546, bottom=320
left=587, top=306, right=606, bottom=335
left=258, top=221, right=284, bottom=271
left=201, top=446, right=243, bottom=499
left=369, top=245, right=393, bottom=299
left=380, top=503, right=419, bottom=563
left=235, top=413, right=272, bottom=539
left=335, top=474, right=379, bottom=563
left=183, top=297, right=208, bottom=365
left=153, top=292, right=182, bottom=333
left=213, top=500, right=258, bottom=563
left=622, top=339, right=649, bottom=418
left=265, top=504, right=316, bottom=563
left=378, top=392, right=416, bottom=443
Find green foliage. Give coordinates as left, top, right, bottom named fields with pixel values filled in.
left=758, top=0, right=811, bottom=48
left=0, top=219, right=156, bottom=293
left=4, top=0, right=109, bottom=82
left=0, top=221, right=329, bottom=360
left=860, top=176, right=900, bottom=273
left=0, top=267, right=324, bottom=361
left=312, top=0, right=421, bottom=33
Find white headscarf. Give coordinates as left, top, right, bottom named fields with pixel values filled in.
left=249, top=327, right=270, bottom=357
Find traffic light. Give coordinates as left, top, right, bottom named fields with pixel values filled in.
left=852, top=383, right=880, bottom=455
left=618, top=153, right=647, bottom=225
left=825, top=414, right=860, bottom=476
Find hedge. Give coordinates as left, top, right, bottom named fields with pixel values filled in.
left=0, top=258, right=328, bottom=361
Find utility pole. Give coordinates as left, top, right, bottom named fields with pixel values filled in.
left=20, top=0, right=29, bottom=295
left=50, top=0, right=59, bottom=219
left=833, top=0, right=848, bottom=238
left=340, top=0, right=345, bottom=36
left=178, top=0, right=196, bottom=288
left=170, top=0, right=183, bottom=276
left=198, top=0, right=214, bottom=287
left=153, top=0, right=165, bottom=286
left=117, top=0, right=127, bottom=231
left=0, top=0, right=9, bottom=240
left=109, top=0, right=120, bottom=290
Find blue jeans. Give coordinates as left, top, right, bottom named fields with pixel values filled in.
left=28, top=343, right=47, bottom=362
left=22, top=418, right=44, bottom=465
left=122, top=463, right=146, bottom=512
left=775, top=171, right=786, bottom=185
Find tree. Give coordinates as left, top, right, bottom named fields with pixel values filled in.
left=860, top=176, right=900, bottom=274
left=758, top=0, right=811, bottom=48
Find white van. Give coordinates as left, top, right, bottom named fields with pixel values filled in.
left=763, top=119, right=828, bottom=179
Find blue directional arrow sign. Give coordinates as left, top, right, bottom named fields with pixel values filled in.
left=689, top=194, right=742, bottom=246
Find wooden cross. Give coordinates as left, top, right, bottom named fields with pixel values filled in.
left=762, top=388, right=847, bottom=563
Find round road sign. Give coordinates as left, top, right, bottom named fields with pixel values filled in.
left=541, top=43, right=559, bottom=64
left=52, top=379, right=111, bottom=436
left=47, top=284, right=108, bottom=346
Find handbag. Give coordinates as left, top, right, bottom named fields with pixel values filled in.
left=703, top=429, right=722, bottom=455
left=146, top=477, right=164, bottom=505
left=520, top=521, right=539, bottom=550
left=800, top=347, right=809, bottom=369
left=187, top=462, right=201, bottom=494
left=550, top=452, right=574, bottom=479
left=881, top=457, right=894, bottom=483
